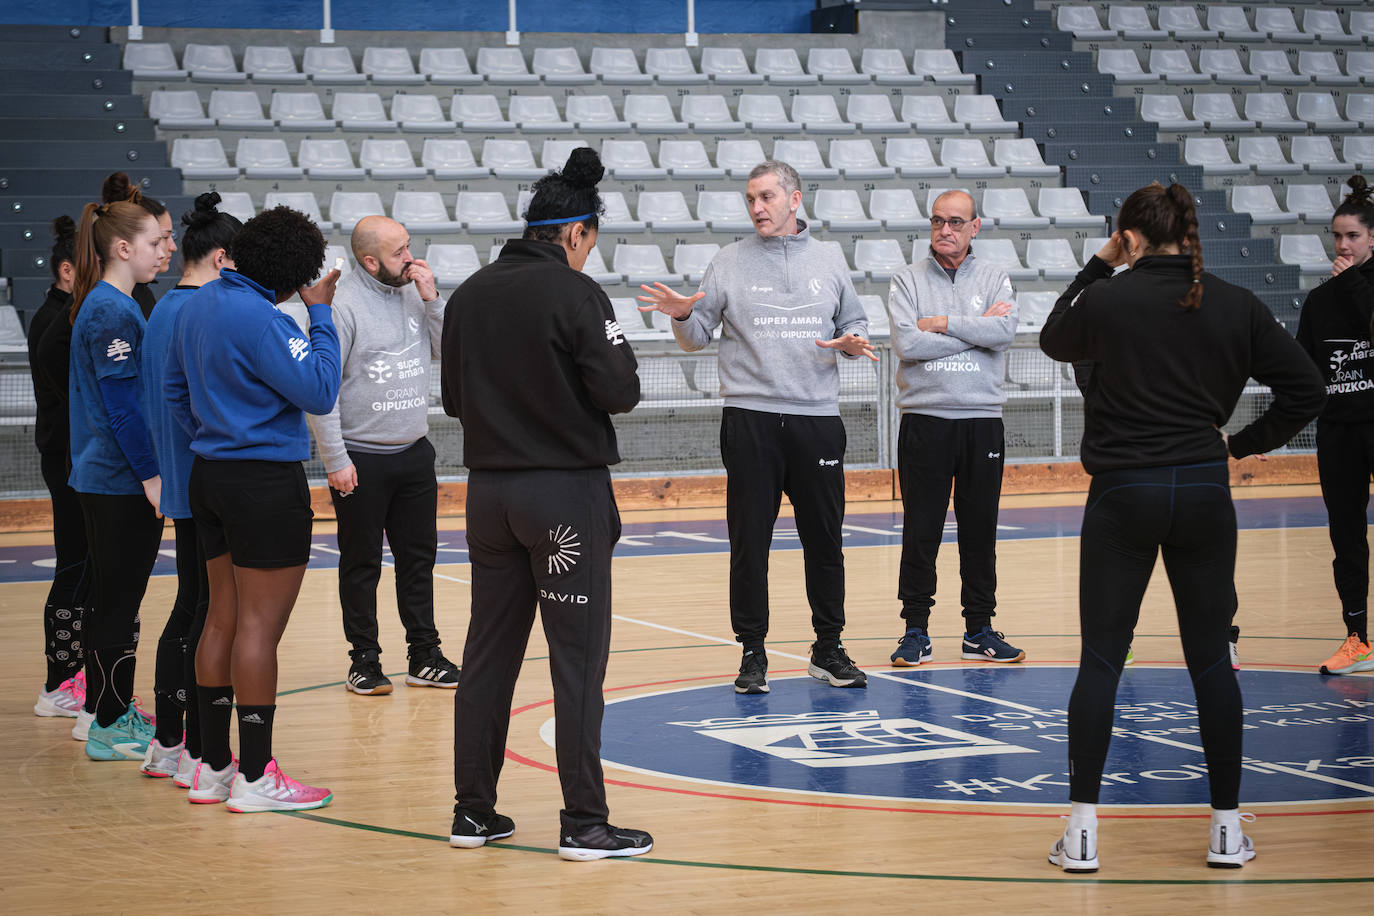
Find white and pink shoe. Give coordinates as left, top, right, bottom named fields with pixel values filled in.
left=35, top=670, right=86, bottom=718
left=173, top=750, right=201, bottom=789
left=187, top=758, right=237, bottom=804
left=225, top=759, right=333, bottom=813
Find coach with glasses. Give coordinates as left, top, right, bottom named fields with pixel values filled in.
left=883, top=189, right=1026, bottom=668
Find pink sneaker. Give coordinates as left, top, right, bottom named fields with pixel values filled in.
left=187, top=758, right=237, bottom=804
left=225, top=759, right=333, bottom=813
left=34, top=671, right=85, bottom=718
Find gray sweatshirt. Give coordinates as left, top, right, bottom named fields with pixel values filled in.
left=672, top=221, right=867, bottom=416
left=306, top=266, right=445, bottom=472
left=885, top=251, right=1018, bottom=419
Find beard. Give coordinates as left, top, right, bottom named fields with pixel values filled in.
left=375, top=261, right=410, bottom=288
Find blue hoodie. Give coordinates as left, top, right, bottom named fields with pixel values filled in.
left=165, top=270, right=340, bottom=462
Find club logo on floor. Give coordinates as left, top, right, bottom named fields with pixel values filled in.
left=585, top=667, right=1374, bottom=806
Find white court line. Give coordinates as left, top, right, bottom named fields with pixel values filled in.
left=610, top=612, right=1374, bottom=797
left=310, top=542, right=470, bottom=585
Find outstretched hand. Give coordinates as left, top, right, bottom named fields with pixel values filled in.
left=816, top=332, right=879, bottom=361
left=636, top=282, right=705, bottom=321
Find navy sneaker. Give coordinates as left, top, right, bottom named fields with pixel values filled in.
left=558, top=823, right=653, bottom=861
left=890, top=629, right=933, bottom=667
left=961, top=627, right=1026, bottom=663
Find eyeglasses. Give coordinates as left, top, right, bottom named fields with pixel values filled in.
left=929, top=216, right=971, bottom=231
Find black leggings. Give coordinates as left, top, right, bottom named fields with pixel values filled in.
left=153, top=517, right=209, bottom=748
left=1315, top=420, right=1373, bottom=640
left=40, top=448, right=89, bottom=690
left=77, top=491, right=165, bottom=725
left=1067, top=462, right=1243, bottom=809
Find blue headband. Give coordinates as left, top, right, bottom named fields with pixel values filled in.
left=525, top=212, right=594, bottom=227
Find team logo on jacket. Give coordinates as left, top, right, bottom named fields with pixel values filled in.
left=408, top=316, right=420, bottom=334
left=547, top=525, right=582, bottom=575
left=808, top=277, right=823, bottom=296
left=366, top=359, right=393, bottom=382
left=106, top=339, right=131, bottom=361
left=605, top=319, right=625, bottom=346
left=287, top=337, right=310, bottom=361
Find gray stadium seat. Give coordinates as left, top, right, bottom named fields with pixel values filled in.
left=807, top=48, right=867, bottom=85
left=696, top=191, right=753, bottom=232
left=885, top=138, right=950, bottom=179
left=541, top=140, right=593, bottom=171
left=427, top=244, right=482, bottom=287
left=1108, top=5, right=1166, bottom=40
left=845, top=94, right=904, bottom=133
left=955, top=95, right=1018, bottom=132
left=974, top=238, right=1037, bottom=282
left=171, top=138, right=237, bottom=180
left=1199, top=49, right=1260, bottom=85
left=1037, top=188, right=1104, bottom=229
left=1015, top=291, right=1059, bottom=334
left=1026, top=238, right=1080, bottom=281
left=208, top=89, right=273, bottom=129
left=1290, top=135, right=1347, bottom=176
left=982, top=188, right=1050, bottom=230
left=1248, top=50, right=1307, bottom=87
left=1296, top=92, right=1355, bottom=132
left=673, top=243, right=720, bottom=283
left=624, top=94, right=687, bottom=132
left=270, top=91, right=333, bottom=130
left=994, top=139, right=1060, bottom=178
left=330, top=191, right=385, bottom=232
left=216, top=192, right=256, bottom=223
left=639, top=192, right=705, bottom=233
left=422, top=139, right=487, bottom=180
left=861, top=48, right=921, bottom=86
left=361, top=139, right=423, bottom=179
left=301, top=138, right=366, bottom=180
left=940, top=138, right=1005, bottom=179
left=1351, top=12, right=1374, bottom=43
left=814, top=189, right=881, bottom=232
left=1285, top=184, right=1335, bottom=222
left=900, top=95, right=960, bottom=133
left=829, top=139, right=895, bottom=181
left=700, top=47, right=761, bottom=86
left=236, top=138, right=301, bottom=179
left=1140, top=94, right=1202, bottom=132
left=680, top=94, right=743, bottom=132
left=565, top=95, right=630, bottom=132
left=715, top=140, right=766, bottom=179
left=476, top=47, right=538, bottom=85
left=1342, top=135, right=1374, bottom=169
left=868, top=188, right=923, bottom=230
left=658, top=141, right=724, bottom=180
left=149, top=89, right=213, bottom=129
left=419, top=48, right=482, bottom=86
left=590, top=47, right=651, bottom=85
left=853, top=239, right=907, bottom=281
left=1157, top=6, right=1217, bottom=41
left=1184, top=137, right=1249, bottom=176
left=1057, top=5, right=1113, bottom=40
left=772, top=139, right=838, bottom=181
left=580, top=246, right=621, bottom=285
left=791, top=94, right=854, bottom=133
left=1244, top=92, right=1304, bottom=132
left=1230, top=185, right=1299, bottom=225
left=1098, top=49, right=1157, bottom=85
left=392, top=93, right=456, bottom=131
left=480, top=139, right=543, bottom=180
left=124, top=42, right=185, bottom=79
left=601, top=140, right=666, bottom=180
left=1278, top=235, right=1333, bottom=276
left=533, top=47, right=593, bottom=86
left=1298, top=51, right=1358, bottom=87
left=912, top=49, right=975, bottom=86
left=304, top=46, right=364, bottom=84
left=1302, top=9, right=1358, bottom=45
left=614, top=244, right=681, bottom=286
left=244, top=46, right=305, bottom=83
left=455, top=192, right=522, bottom=233
left=755, top=48, right=815, bottom=86
left=1347, top=52, right=1374, bottom=85
left=334, top=92, right=395, bottom=131
left=1254, top=8, right=1308, bottom=43
left=263, top=191, right=325, bottom=226
left=362, top=47, right=422, bottom=85
left=600, top=192, right=645, bottom=232
left=738, top=94, right=800, bottom=132
left=1149, top=49, right=1207, bottom=84
left=1192, top=93, right=1256, bottom=131
left=507, top=95, right=571, bottom=131
left=391, top=192, right=460, bottom=232
left=859, top=294, right=890, bottom=339
left=1237, top=136, right=1302, bottom=176
left=184, top=43, right=244, bottom=82
left=645, top=48, right=706, bottom=86
left=451, top=94, right=513, bottom=131
left=1205, top=7, right=1263, bottom=43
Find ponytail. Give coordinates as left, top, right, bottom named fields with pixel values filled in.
left=1167, top=183, right=1203, bottom=310
left=70, top=200, right=158, bottom=324
left=1334, top=174, right=1374, bottom=230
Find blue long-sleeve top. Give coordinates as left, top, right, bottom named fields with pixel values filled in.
left=164, top=270, right=341, bottom=462
left=141, top=285, right=198, bottom=517
left=68, top=280, right=158, bottom=495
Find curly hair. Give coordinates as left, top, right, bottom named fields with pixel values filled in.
left=522, top=147, right=605, bottom=243
left=229, top=205, right=325, bottom=298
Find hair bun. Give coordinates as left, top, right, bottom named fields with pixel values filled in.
left=1346, top=174, right=1372, bottom=206
left=184, top=191, right=224, bottom=228
left=100, top=171, right=136, bottom=204
left=51, top=214, right=76, bottom=243
left=561, top=147, right=604, bottom=189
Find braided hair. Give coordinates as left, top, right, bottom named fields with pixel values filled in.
left=1117, top=182, right=1205, bottom=310
left=522, top=147, right=605, bottom=243
left=179, top=191, right=242, bottom=265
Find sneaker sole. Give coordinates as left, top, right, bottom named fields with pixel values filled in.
left=85, top=740, right=147, bottom=761
left=890, top=654, right=931, bottom=667
left=1048, top=851, right=1099, bottom=873
left=807, top=663, right=867, bottom=688
left=405, top=675, right=459, bottom=688
left=345, top=681, right=393, bottom=696
left=961, top=650, right=1027, bottom=663
left=558, top=842, right=653, bottom=861
left=140, top=765, right=177, bottom=778
left=734, top=682, right=769, bottom=694
left=34, top=701, right=80, bottom=717
left=225, top=792, right=334, bottom=814
left=449, top=828, right=515, bottom=849
left=187, top=791, right=230, bottom=804
left=1319, top=658, right=1374, bottom=675
left=1206, top=851, right=1256, bottom=868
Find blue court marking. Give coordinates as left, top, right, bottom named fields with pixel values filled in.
left=584, top=667, right=1374, bottom=807
left=0, top=495, right=1346, bottom=585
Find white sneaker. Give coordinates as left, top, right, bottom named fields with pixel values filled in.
left=1049, top=823, right=1099, bottom=873
left=71, top=709, right=94, bottom=741
left=35, top=680, right=83, bottom=717
left=140, top=738, right=185, bottom=778
left=187, top=759, right=238, bottom=804
left=1207, top=812, right=1256, bottom=868
left=225, top=758, right=333, bottom=813
left=173, top=751, right=200, bottom=788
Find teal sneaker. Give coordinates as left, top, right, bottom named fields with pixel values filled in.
left=86, top=702, right=156, bottom=761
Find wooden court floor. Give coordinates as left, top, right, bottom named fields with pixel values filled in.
left=2, top=485, right=1370, bottom=913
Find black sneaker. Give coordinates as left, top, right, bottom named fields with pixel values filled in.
left=734, top=649, right=769, bottom=694
left=558, top=823, right=653, bottom=861
left=808, top=642, right=867, bottom=688
left=450, top=808, right=515, bottom=848
left=345, top=652, right=393, bottom=696
left=406, top=646, right=460, bottom=688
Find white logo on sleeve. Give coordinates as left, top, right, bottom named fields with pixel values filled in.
left=547, top=524, right=582, bottom=575
left=604, top=319, right=625, bottom=346
left=106, top=339, right=131, bottom=361
left=287, top=337, right=310, bottom=362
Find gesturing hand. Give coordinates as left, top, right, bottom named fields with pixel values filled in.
left=636, top=282, right=705, bottom=320
left=300, top=268, right=341, bottom=307
left=816, top=332, right=879, bottom=361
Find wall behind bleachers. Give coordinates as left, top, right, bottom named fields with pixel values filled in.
left=0, top=0, right=817, bottom=33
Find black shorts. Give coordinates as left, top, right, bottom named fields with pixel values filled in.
left=189, top=457, right=313, bottom=569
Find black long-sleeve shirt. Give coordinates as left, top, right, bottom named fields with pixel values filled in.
left=1040, top=254, right=1325, bottom=474
left=1295, top=257, right=1374, bottom=425
left=441, top=239, right=640, bottom=470
left=27, top=285, right=72, bottom=459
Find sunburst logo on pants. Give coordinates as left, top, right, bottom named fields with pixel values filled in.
left=547, top=525, right=582, bottom=575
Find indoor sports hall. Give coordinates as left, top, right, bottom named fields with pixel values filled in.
left=1, top=0, right=1370, bottom=910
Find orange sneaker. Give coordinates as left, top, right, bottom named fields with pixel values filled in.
left=1318, top=635, right=1374, bottom=676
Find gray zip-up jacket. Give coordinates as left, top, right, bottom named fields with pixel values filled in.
left=672, top=221, right=867, bottom=415
left=306, top=266, right=444, bottom=472
left=885, top=251, right=1017, bottom=419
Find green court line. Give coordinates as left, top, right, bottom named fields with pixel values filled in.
left=280, top=812, right=1374, bottom=886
